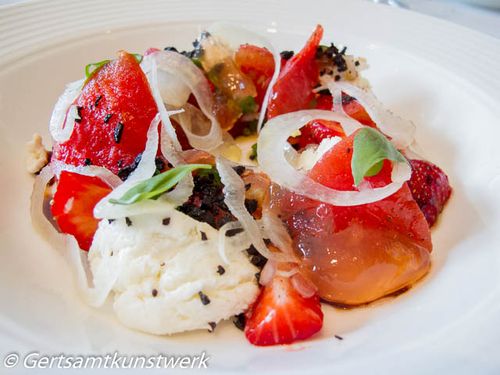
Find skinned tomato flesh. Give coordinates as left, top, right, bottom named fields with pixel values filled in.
left=272, top=132, right=432, bottom=305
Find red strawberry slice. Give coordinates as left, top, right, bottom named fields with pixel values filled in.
left=408, top=159, right=452, bottom=227
left=51, top=171, right=112, bottom=251
left=244, top=276, right=323, bottom=346
left=52, top=52, right=158, bottom=176
left=267, top=25, right=323, bottom=118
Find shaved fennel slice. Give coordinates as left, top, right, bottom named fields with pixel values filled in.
left=258, top=110, right=412, bottom=206
left=207, top=23, right=281, bottom=132
left=216, top=157, right=293, bottom=263
left=326, top=80, right=416, bottom=149
left=31, top=166, right=115, bottom=307
left=149, top=50, right=223, bottom=152
left=49, top=79, right=84, bottom=143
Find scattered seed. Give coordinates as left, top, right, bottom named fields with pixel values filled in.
left=94, top=95, right=103, bottom=107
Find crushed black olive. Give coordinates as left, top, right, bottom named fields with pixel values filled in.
left=217, top=265, right=225, bottom=275
left=334, top=335, right=344, bottom=340
left=104, top=113, right=113, bottom=123
left=114, top=122, right=124, bottom=143
left=317, top=88, right=331, bottom=96
left=354, top=60, right=360, bottom=66
left=177, top=171, right=235, bottom=229
left=108, top=218, right=115, bottom=224
left=110, top=251, right=114, bottom=256
left=162, top=217, right=171, bottom=226
left=255, top=272, right=261, bottom=283
left=263, top=238, right=272, bottom=246
left=244, top=183, right=251, bottom=191
left=244, top=199, right=258, bottom=215
left=125, top=217, right=132, bottom=226
left=232, top=166, right=245, bottom=176
left=76, top=106, right=83, bottom=118
left=94, top=95, right=102, bottom=107
left=280, top=50, right=294, bottom=60
left=155, top=156, right=165, bottom=173
left=200, top=231, right=208, bottom=241
left=152, top=289, right=158, bottom=297
left=246, top=245, right=267, bottom=269
left=226, top=228, right=244, bottom=237
left=198, top=291, right=211, bottom=305
left=334, top=74, right=341, bottom=81
left=232, top=313, right=246, bottom=331
left=117, top=153, right=142, bottom=181
left=208, top=322, right=216, bottom=332
left=164, top=46, right=178, bottom=52
left=84, top=158, right=92, bottom=166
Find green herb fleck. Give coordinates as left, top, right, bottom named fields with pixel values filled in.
left=85, top=59, right=110, bottom=81
left=239, top=96, right=258, bottom=115
left=351, top=128, right=407, bottom=186
left=109, top=164, right=212, bottom=205
left=249, top=143, right=258, bottom=161
left=132, top=53, right=143, bottom=63
left=191, top=57, right=203, bottom=69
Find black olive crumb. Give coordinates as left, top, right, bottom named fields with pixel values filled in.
left=226, top=228, right=244, bottom=237
left=280, top=50, right=294, bottom=60
left=198, top=291, right=211, bottom=305
left=152, top=289, right=158, bottom=297
left=201, top=231, right=208, bottom=241
left=162, top=217, right=171, bottom=226
left=84, top=158, right=92, bottom=166
left=208, top=321, right=216, bottom=332
left=114, top=122, right=124, bottom=143
left=244, top=183, right=251, bottom=191
left=232, top=166, right=245, bottom=176
left=125, top=217, right=132, bottom=226
left=334, top=335, right=344, bottom=340
left=108, top=219, right=115, bottom=224
left=334, top=74, right=341, bottom=81
left=232, top=313, right=246, bottom=331
left=244, top=199, right=258, bottom=215
left=217, top=265, right=225, bottom=275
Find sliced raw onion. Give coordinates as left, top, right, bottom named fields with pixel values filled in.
left=49, top=79, right=84, bottom=143
left=148, top=50, right=224, bottom=152
left=50, top=160, right=122, bottom=188
left=261, top=209, right=296, bottom=259
left=216, top=157, right=293, bottom=262
left=207, top=22, right=281, bottom=132
left=325, top=80, right=415, bottom=149
left=218, top=221, right=243, bottom=265
left=291, top=273, right=317, bottom=298
left=258, top=110, right=412, bottom=206
left=259, top=260, right=276, bottom=286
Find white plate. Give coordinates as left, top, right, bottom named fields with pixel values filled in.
left=1, top=0, right=500, bottom=373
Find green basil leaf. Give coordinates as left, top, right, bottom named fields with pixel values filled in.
left=351, top=127, right=407, bottom=186
left=85, top=59, right=111, bottom=80
left=109, top=164, right=212, bottom=205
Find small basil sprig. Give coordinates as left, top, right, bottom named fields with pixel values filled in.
left=85, top=59, right=110, bottom=80
left=109, top=164, right=212, bottom=205
left=351, top=128, right=407, bottom=186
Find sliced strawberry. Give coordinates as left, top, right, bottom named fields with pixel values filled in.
left=51, top=171, right=112, bottom=251
left=52, top=52, right=158, bottom=176
left=267, top=25, right=323, bottom=118
left=244, top=276, right=323, bottom=346
left=235, top=44, right=275, bottom=107
left=408, top=159, right=452, bottom=227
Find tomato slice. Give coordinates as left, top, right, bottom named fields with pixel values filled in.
left=267, top=25, right=323, bottom=118
left=272, top=132, right=432, bottom=305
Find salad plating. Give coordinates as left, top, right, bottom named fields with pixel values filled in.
left=29, top=24, right=451, bottom=346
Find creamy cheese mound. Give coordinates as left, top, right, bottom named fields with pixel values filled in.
left=88, top=207, right=259, bottom=335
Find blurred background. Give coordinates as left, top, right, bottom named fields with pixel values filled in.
left=1, top=0, right=499, bottom=39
